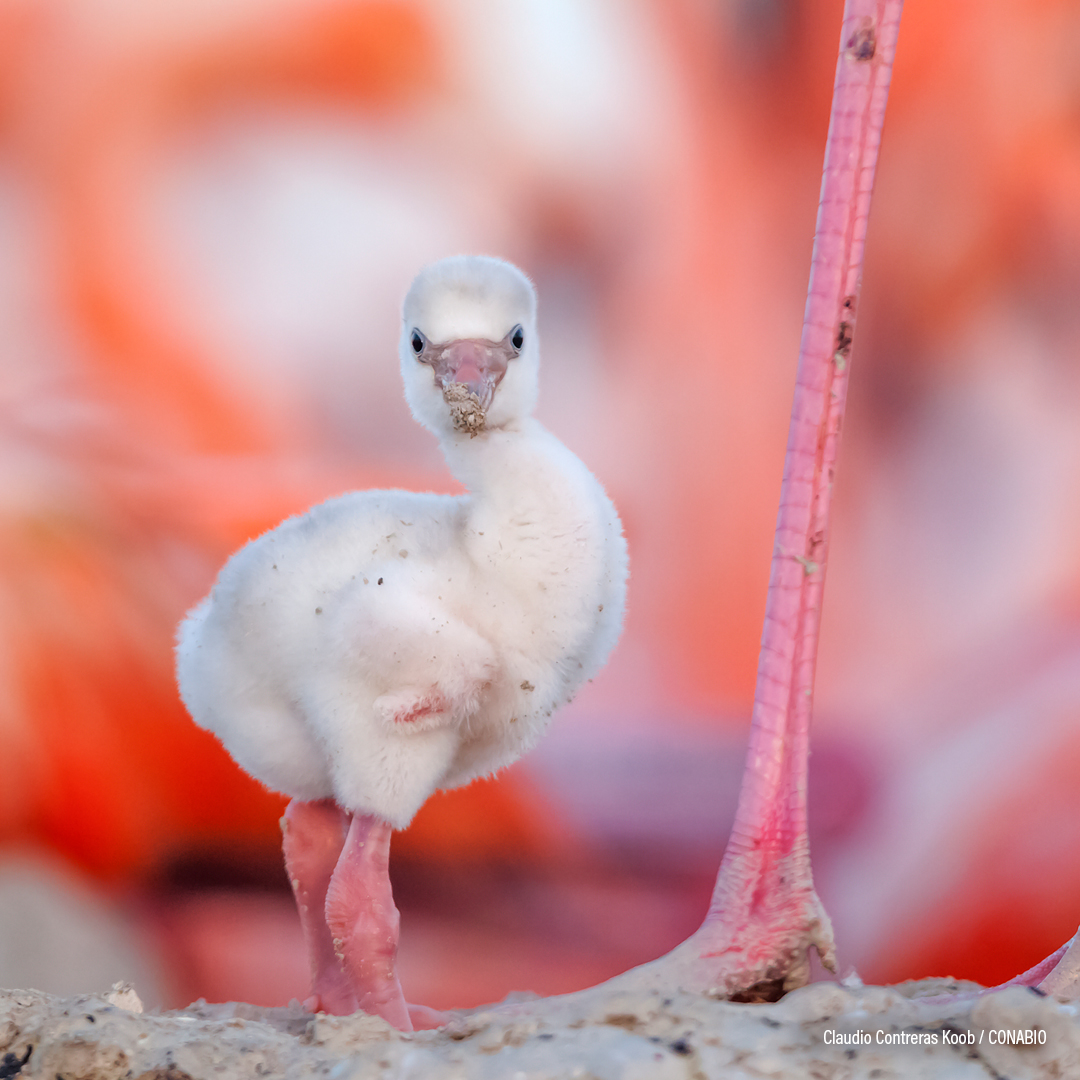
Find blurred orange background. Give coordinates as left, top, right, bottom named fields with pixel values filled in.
left=0, top=0, right=1078, bottom=1009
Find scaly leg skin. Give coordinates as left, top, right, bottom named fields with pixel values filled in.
left=283, top=800, right=449, bottom=1029
left=594, top=0, right=904, bottom=1002
left=322, top=813, right=414, bottom=1031
left=281, top=799, right=359, bottom=1016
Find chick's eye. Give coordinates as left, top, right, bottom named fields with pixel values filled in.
left=510, top=325, right=524, bottom=351
left=410, top=329, right=425, bottom=355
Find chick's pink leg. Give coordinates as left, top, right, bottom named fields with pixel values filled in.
left=324, top=813, right=412, bottom=1031
left=282, top=798, right=359, bottom=1016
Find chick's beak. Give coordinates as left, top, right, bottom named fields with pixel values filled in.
left=427, top=339, right=511, bottom=409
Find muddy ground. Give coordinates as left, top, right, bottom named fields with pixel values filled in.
left=3, top=976, right=1079, bottom=1079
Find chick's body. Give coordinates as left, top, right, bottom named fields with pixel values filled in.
left=177, top=256, right=626, bottom=829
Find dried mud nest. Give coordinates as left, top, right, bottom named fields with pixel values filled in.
left=4, top=977, right=1080, bottom=1079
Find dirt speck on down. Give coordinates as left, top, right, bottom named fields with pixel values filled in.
left=443, top=382, right=486, bottom=436
left=3, top=979, right=1080, bottom=1078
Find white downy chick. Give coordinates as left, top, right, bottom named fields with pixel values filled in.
left=176, top=255, right=627, bottom=828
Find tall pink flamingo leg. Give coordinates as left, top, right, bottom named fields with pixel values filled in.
left=602, top=0, right=904, bottom=1001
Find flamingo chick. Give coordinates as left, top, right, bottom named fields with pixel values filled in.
left=176, top=255, right=628, bottom=1029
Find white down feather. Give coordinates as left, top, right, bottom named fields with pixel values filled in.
left=176, top=255, right=627, bottom=828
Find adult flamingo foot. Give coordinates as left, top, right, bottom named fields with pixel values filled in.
left=603, top=846, right=835, bottom=1004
